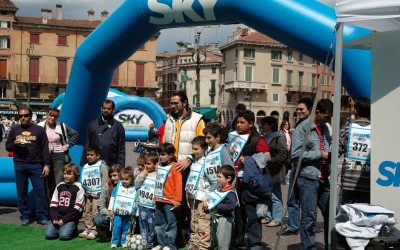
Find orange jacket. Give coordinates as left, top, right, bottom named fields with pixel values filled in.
left=155, top=163, right=182, bottom=206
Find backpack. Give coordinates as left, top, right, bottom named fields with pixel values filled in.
left=242, top=155, right=272, bottom=203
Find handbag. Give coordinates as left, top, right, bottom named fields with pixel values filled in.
left=60, top=123, right=71, bottom=163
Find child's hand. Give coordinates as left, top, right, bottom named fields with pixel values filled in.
left=202, top=201, right=209, bottom=211
left=187, top=201, right=191, bottom=209
left=58, top=220, right=64, bottom=226
left=108, top=210, right=114, bottom=217
left=142, top=167, right=148, bottom=175
left=53, top=220, right=59, bottom=225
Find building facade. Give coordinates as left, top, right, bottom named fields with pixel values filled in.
left=0, top=1, right=157, bottom=114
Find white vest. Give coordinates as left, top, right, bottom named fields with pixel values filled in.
left=138, top=172, right=157, bottom=209
left=80, top=161, right=103, bottom=196
left=164, top=111, right=203, bottom=160
left=111, top=181, right=136, bottom=216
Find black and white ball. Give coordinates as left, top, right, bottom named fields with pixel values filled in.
left=128, top=234, right=147, bottom=250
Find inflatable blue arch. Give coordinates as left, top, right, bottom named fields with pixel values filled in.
left=0, top=0, right=372, bottom=205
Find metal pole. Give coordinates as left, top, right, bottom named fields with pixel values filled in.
left=195, top=32, right=201, bottom=112
left=27, top=57, right=30, bottom=107
left=328, top=22, right=343, bottom=249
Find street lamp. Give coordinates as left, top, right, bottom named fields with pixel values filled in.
left=192, top=26, right=206, bottom=113
left=26, top=44, right=34, bottom=107
left=245, top=90, right=253, bottom=110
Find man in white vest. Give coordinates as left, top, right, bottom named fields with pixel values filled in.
left=163, top=90, right=205, bottom=246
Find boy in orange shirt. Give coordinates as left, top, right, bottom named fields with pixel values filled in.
left=153, top=143, right=182, bottom=250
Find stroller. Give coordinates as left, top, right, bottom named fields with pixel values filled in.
left=133, top=141, right=159, bottom=154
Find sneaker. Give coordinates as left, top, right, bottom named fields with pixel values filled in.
left=151, top=246, right=163, bottom=250
left=261, top=218, right=271, bottom=224
left=267, top=221, right=281, bottom=227
left=162, top=247, right=171, bottom=250
left=20, top=218, right=29, bottom=226
left=38, top=219, right=50, bottom=226
left=277, top=227, right=299, bottom=236
left=86, top=232, right=96, bottom=240
left=121, top=243, right=127, bottom=248
left=111, top=244, right=117, bottom=249
left=78, top=231, right=89, bottom=238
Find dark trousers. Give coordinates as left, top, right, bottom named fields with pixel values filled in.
left=234, top=186, right=247, bottom=244
left=47, top=152, right=66, bottom=201
left=14, top=162, right=49, bottom=221
left=245, top=202, right=263, bottom=250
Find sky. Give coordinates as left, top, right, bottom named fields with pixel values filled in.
left=11, top=0, right=334, bottom=53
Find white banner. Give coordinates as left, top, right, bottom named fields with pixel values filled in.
left=114, top=109, right=154, bottom=130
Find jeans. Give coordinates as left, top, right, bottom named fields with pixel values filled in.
left=245, top=202, right=263, bottom=250
left=46, top=152, right=66, bottom=201
left=112, top=215, right=133, bottom=245
left=139, top=205, right=156, bottom=245
left=155, top=202, right=178, bottom=250
left=45, top=221, right=77, bottom=240
left=287, top=165, right=300, bottom=232
left=14, top=163, right=48, bottom=221
left=94, top=213, right=111, bottom=233
left=266, top=183, right=283, bottom=223
left=297, top=177, right=330, bottom=250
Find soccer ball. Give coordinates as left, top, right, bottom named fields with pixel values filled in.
left=128, top=234, right=147, bottom=250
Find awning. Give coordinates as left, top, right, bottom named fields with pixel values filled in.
left=199, top=107, right=217, bottom=120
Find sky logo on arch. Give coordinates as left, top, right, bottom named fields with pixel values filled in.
left=148, top=0, right=217, bottom=25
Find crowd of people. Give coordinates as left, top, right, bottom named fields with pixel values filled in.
left=3, top=91, right=371, bottom=250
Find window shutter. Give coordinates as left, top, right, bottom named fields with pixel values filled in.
left=7, top=21, right=11, bottom=28
left=136, top=63, right=145, bottom=87
left=7, top=37, right=10, bottom=49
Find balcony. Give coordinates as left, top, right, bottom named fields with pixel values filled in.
left=224, top=81, right=267, bottom=92
left=285, top=84, right=315, bottom=93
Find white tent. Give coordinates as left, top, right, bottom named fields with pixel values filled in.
left=328, top=0, right=400, bottom=246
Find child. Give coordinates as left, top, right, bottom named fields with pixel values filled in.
left=108, top=166, right=137, bottom=248
left=79, top=145, right=109, bottom=240
left=203, top=122, right=234, bottom=186
left=135, top=152, right=158, bottom=248
left=186, top=136, right=211, bottom=250
left=45, top=163, right=85, bottom=241
left=94, top=164, right=122, bottom=237
left=134, top=153, right=146, bottom=177
left=227, top=110, right=271, bottom=248
left=204, top=165, right=237, bottom=250
left=152, top=143, right=182, bottom=250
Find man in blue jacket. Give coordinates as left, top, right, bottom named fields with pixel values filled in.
left=291, top=99, right=332, bottom=250
left=81, top=100, right=125, bottom=167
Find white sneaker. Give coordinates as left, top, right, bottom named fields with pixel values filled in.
left=86, top=232, right=96, bottom=240
left=151, top=246, right=163, bottom=250
left=121, top=243, right=127, bottom=248
left=78, top=231, right=89, bottom=238
left=162, top=247, right=171, bottom=250
left=111, top=244, right=117, bottom=249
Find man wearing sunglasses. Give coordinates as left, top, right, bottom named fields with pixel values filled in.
left=5, top=106, right=51, bottom=226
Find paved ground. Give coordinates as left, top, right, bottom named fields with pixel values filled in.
left=0, top=141, right=331, bottom=249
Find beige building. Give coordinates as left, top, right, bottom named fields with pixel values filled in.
left=0, top=1, right=157, bottom=113
left=156, top=45, right=222, bottom=120
left=219, top=27, right=320, bottom=126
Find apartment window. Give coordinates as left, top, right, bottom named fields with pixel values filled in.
left=210, top=80, right=216, bottom=105
left=0, top=59, right=7, bottom=78
left=288, top=51, right=293, bottom=61
left=58, top=59, right=67, bottom=83
left=235, top=67, right=238, bottom=81
left=211, top=67, right=216, bottom=74
left=30, top=33, right=40, bottom=44
left=235, top=49, right=238, bottom=58
left=0, top=20, right=10, bottom=28
left=271, top=50, right=282, bottom=60
left=272, top=93, right=279, bottom=102
left=272, top=68, right=280, bottom=83
left=221, top=85, right=225, bottom=103
left=111, top=67, right=119, bottom=85
left=244, top=48, right=255, bottom=58
left=245, top=66, right=252, bottom=82
left=57, top=35, right=67, bottom=46
left=299, top=72, right=304, bottom=88
left=136, top=63, right=145, bottom=87
left=287, top=70, right=292, bottom=85
left=0, top=36, right=10, bottom=49
left=30, top=85, right=40, bottom=98
left=29, top=58, right=39, bottom=83
left=299, top=52, right=303, bottom=62
left=312, top=74, right=316, bottom=87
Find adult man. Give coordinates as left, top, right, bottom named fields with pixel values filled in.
left=339, top=97, right=371, bottom=204
left=163, top=91, right=205, bottom=245
left=291, top=99, right=332, bottom=249
left=164, top=91, right=205, bottom=166
left=280, top=97, right=313, bottom=235
left=81, top=100, right=125, bottom=167
left=5, top=106, right=50, bottom=226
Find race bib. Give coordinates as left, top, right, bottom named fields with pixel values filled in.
left=205, top=187, right=234, bottom=210
left=228, top=132, right=249, bottom=162
left=204, top=145, right=224, bottom=183
left=346, top=124, right=371, bottom=162
left=138, top=173, right=156, bottom=208
left=155, top=164, right=173, bottom=199
left=81, top=161, right=103, bottom=195
left=186, top=159, right=205, bottom=194
left=112, top=182, right=136, bottom=216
